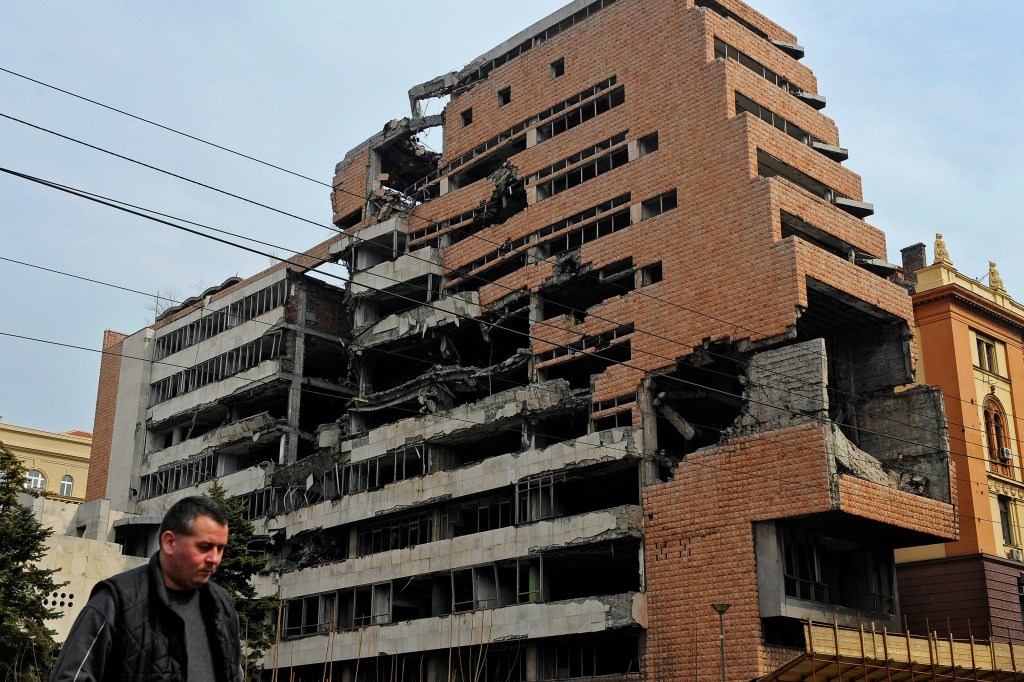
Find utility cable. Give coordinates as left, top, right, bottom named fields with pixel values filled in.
left=1, top=328, right=1000, bottom=534
left=0, top=78, right=947, bottom=409
left=0, top=66, right=331, bottom=188
left=0, top=167, right=967, bottom=461
left=0, top=105, right=946, bottom=434
left=0, top=122, right=964, bottom=450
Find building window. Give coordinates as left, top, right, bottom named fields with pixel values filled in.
left=551, top=58, right=565, bottom=78
left=1000, top=496, right=1015, bottom=546
left=641, top=189, right=678, bottom=219
left=638, top=132, right=659, bottom=156
left=984, top=397, right=1013, bottom=472
left=977, top=334, right=1000, bottom=374
left=498, top=87, right=511, bottom=107
left=59, top=475, right=73, bottom=497
left=460, top=108, right=473, bottom=127
left=24, top=469, right=46, bottom=490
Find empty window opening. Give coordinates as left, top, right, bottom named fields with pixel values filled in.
left=544, top=539, right=641, bottom=601
left=714, top=36, right=822, bottom=109
left=648, top=345, right=744, bottom=458
left=534, top=134, right=629, bottom=201
left=454, top=0, right=616, bottom=89
left=780, top=525, right=895, bottom=614
left=460, top=108, right=473, bottom=127
left=641, top=189, right=677, bottom=219
left=530, top=408, right=591, bottom=448
left=735, top=92, right=810, bottom=144
left=551, top=57, right=565, bottom=78
left=517, top=462, right=639, bottom=524
left=640, top=261, right=663, bottom=286
left=538, top=635, right=641, bottom=680
left=428, top=426, right=523, bottom=470
left=638, top=132, right=659, bottom=156
left=138, top=453, right=222, bottom=501
left=334, top=207, right=362, bottom=230
left=405, top=77, right=617, bottom=199
left=149, top=331, right=285, bottom=406
left=447, top=137, right=526, bottom=190
left=535, top=85, right=625, bottom=143
left=153, top=279, right=287, bottom=360
left=284, top=594, right=334, bottom=637
left=357, top=511, right=434, bottom=556
left=593, top=408, right=632, bottom=431
left=446, top=494, right=515, bottom=538
left=780, top=211, right=857, bottom=261
left=538, top=341, right=631, bottom=390
left=444, top=194, right=631, bottom=290
left=497, top=87, right=511, bottom=107
left=758, top=150, right=871, bottom=217
left=539, top=258, right=635, bottom=322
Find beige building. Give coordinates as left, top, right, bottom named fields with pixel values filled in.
left=0, top=419, right=91, bottom=501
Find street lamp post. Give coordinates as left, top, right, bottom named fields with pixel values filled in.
left=711, top=603, right=730, bottom=682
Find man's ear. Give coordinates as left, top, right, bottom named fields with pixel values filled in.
left=160, top=530, right=178, bottom=555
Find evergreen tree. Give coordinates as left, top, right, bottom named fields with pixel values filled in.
left=207, top=481, right=279, bottom=682
left=0, top=441, right=64, bottom=682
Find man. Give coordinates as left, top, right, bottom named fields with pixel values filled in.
left=51, top=496, right=243, bottom=682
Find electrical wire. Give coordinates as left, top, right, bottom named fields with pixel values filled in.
left=1, top=103, right=990, bottom=455
left=0, top=66, right=331, bottom=188
left=0, top=164, right=957, bottom=459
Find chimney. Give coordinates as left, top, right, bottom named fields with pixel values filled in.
left=901, top=243, right=927, bottom=288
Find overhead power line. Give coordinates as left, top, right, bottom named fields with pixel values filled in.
left=0, top=66, right=331, bottom=188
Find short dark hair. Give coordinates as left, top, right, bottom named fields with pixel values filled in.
left=159, top=496, right=229, bottom=537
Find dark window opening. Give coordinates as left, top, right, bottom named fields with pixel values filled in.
left=640, top=261, right=663, bottom=286
left=535, top=146, right=629, bottom=201
left=762, top=617, right=806, bottom=648
left=977, top=335, right=1000, bottom=374
left=641, top=189, right=677, bottom=219
left=551, top=58, right=565, bottom=78
left=544, top=538, right=641, bottom=601
left=448, top=137, right=526, bottom=190
left=736, top=92, right=810, bottom=144
left=334, top=208, right=362, bottom=230
left=357, top=511, right=434, bottom=556
left=446, top=494, right=515, bottom=538
left=428, top=426, right=523, bottom=471
left=539, top=258, right=635, bottom=321
left=780, top=525, right=895, bottom=614
left=518, top=462, right=639, bottom=524
left=538, top=634, right=640, bottom=680
left=538, top=341, right=631, bottom=390
left=648, top=344, right=745, bottom=458
left=781, top=211, right=855, bottom=261
left=593, top=408, right=632, bottom=431
left=498, top=87, right=511, bottom=107
left=535, top=86, right=625, bottom=143
left=460, top=108, right=473, bottom=127
left=531, top=408, right=590, bottom=449
left=638, top=132, right=659, bottom=156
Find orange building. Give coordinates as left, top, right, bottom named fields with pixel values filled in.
left=898, top=237, right=1024, bottom=640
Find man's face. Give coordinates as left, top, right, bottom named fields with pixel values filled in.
left=160, top=514, right=228, bottom=590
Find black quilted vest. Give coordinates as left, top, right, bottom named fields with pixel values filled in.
left=93, top=553, right=240, bottom=682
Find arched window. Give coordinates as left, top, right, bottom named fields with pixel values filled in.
left=985, top=397, right=1013, bottom=473
left=24, top=469, right=46, bottom=490
left=59, top=475, right=74, bottom=497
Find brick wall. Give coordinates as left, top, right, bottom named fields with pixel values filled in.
left=86, top=329, right=126, bottom=501
left=643, top=422, right=954, bottom=681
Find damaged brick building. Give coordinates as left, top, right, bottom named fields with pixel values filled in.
left=82, top=0, right=978, bottom=680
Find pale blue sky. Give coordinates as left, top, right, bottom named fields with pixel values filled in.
left=1, top=1, right=1022, bottom=433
